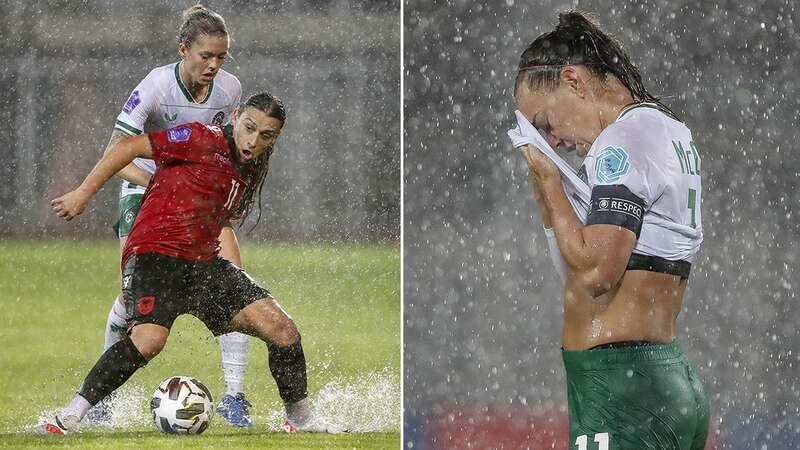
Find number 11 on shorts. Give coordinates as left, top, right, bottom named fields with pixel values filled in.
left=575, top=432, right=609, bottom=450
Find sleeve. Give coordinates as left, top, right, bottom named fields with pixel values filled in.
left=544, top=227, right=567, bottom=282
left=147, top=123, right=214, bottom=166
left=114, top=69, right=160, bottom=136
left=586, top=126, right=666, bottom=238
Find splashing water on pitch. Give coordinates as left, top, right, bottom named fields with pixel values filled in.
left=32, top=384, right=150, bottom=432
left=264, top=368, right=400, bottom=432
left=30, top=369, right=399, bottom=433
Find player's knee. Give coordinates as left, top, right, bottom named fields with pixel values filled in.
left=271, top=316, right=300, bottom=347
left=254, top=310, right=299, bottom=347
left=129, top=325, right=169, bottom=360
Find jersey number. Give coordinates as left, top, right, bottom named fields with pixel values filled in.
left=575, top=433, right=609, bottom=450
left=687, top=188, right=697, bottom=229
left=224, top=179, right=242, bottom=210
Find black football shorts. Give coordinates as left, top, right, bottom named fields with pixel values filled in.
left=121, top=252, right=271, bottom=335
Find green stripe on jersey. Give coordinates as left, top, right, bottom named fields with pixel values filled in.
left=174, top=62, right=214, bottom=104
left=115, top=120, right=142, bottom=135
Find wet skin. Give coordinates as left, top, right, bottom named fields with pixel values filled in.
left=516, top=66, right=686, bottom=350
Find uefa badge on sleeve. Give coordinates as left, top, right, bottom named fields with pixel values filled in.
left=123, top=90, right=141, bottom=114
left=595, top=146, right=631, bottom=183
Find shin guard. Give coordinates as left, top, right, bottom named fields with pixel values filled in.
left=267, top=339, right=308, bottom=404
left=79, top=335, right=148, bottom=405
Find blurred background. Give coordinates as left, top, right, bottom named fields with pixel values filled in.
left=0, top=0, right=399, bottom=241
left=405, top=1, right=799, bottom=449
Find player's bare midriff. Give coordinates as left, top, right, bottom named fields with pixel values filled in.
left=562, top=270, right=687, bottom=350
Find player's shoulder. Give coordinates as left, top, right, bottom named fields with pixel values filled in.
left=593, top=105, right=681, bottom=166
left=138, top=63, right=177, bottom=89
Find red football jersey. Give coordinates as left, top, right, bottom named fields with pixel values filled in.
left=122, top=122, right=250, bottom=264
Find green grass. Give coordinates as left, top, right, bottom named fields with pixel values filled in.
left=0, top=239, right=400, bottom=449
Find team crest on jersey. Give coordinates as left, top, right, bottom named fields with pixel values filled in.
left=164, top=112, right=177, bottom=123
left=122, top=90, right=141, bottom=114
left=138, top=296, right=155, bottom=315
left=595, top=146, right=631, bottom=183
left=212, top=111, right=225, bottom=126
left=167, top=126, right=192, bottom=143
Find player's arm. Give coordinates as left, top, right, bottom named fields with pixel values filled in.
left=51, top=135, right=153, bottom=221
left=521, top=145, right=635, bottom=296
left=103, top=129, right=152, bottom=186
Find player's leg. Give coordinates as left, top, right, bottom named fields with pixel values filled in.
left=102, top=193, right=142, bottom=351
left=40, top=323, right=168, bottom=435
left=193, top=257, right=341, bottom=432
left=215, top=226, right=254, bottom=427
left=41, top=253, right=184, bottom=435
left=228, top=297, right=314, bottom=430
left=87, top=193, right=143, bottom=426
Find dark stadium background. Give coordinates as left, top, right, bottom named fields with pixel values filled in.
left=0, top=0, right=399, bottom=242
left=404, top=1, right=800, bottom=449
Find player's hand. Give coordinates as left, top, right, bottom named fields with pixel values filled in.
left=520, top=144, right=561, bottom=185
left=50, top=188, right=91, bottom=221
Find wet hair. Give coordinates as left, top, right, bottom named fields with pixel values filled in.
left=178, top=4, right=227, bottom=47
left=233, top=92, right=287, bottom=230
left=515, top=10, right=677, bottom=120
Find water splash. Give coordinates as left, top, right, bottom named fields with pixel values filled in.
left=31, top=384, right=150, bottom=432
left=29, top=370, right=400, bottom=433
left=264, top=368, right=400, bottom=432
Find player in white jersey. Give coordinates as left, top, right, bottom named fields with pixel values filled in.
left=90, top=5, right=254, bottom=428
left=507, top=11, right=709, bottom=450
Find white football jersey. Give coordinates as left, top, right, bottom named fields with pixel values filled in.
left=114, top=61, right=241, bottom=196
left=580, top=103, right=703, bottom=263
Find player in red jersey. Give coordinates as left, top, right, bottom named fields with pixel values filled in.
left=41, top=92, right=338, bottom=434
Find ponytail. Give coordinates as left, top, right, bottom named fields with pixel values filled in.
left=515, top=10, right=678, bottom=120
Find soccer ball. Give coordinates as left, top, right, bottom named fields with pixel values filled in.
left=150, top=376, right=214, bottom=434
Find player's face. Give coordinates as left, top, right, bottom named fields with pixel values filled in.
left=231, top=107, right=283, bottom=163
left=515, top=74, right=603, bottom=157
left=178, top=34, right=230, bottom=86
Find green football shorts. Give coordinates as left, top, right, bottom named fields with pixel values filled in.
left=112, top=194, right=144, bottom=238
left=562, top=340, right=709, bottom=450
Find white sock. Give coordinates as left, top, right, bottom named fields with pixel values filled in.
left=219, top=332, right=249, bottom=396
left=62, top=394, right=92, bottom=421
left=103, top=296, right=129, bottom=351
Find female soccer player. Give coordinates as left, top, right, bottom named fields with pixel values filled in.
left=95, top=4, right=254, bottom=427
left=508, top=11, right=708, bottom=450
left=43, top=92, right=333, bottom=435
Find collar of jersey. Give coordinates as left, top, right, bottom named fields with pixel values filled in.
left=175, top=61, right=214, bottom=104
left=615, top=102, right=680, bottom=123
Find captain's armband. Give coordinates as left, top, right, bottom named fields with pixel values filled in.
left=586, top=185, right=646, bottom=237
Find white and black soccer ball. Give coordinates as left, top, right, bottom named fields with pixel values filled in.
left=150, top=376, right=214, bottom=434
